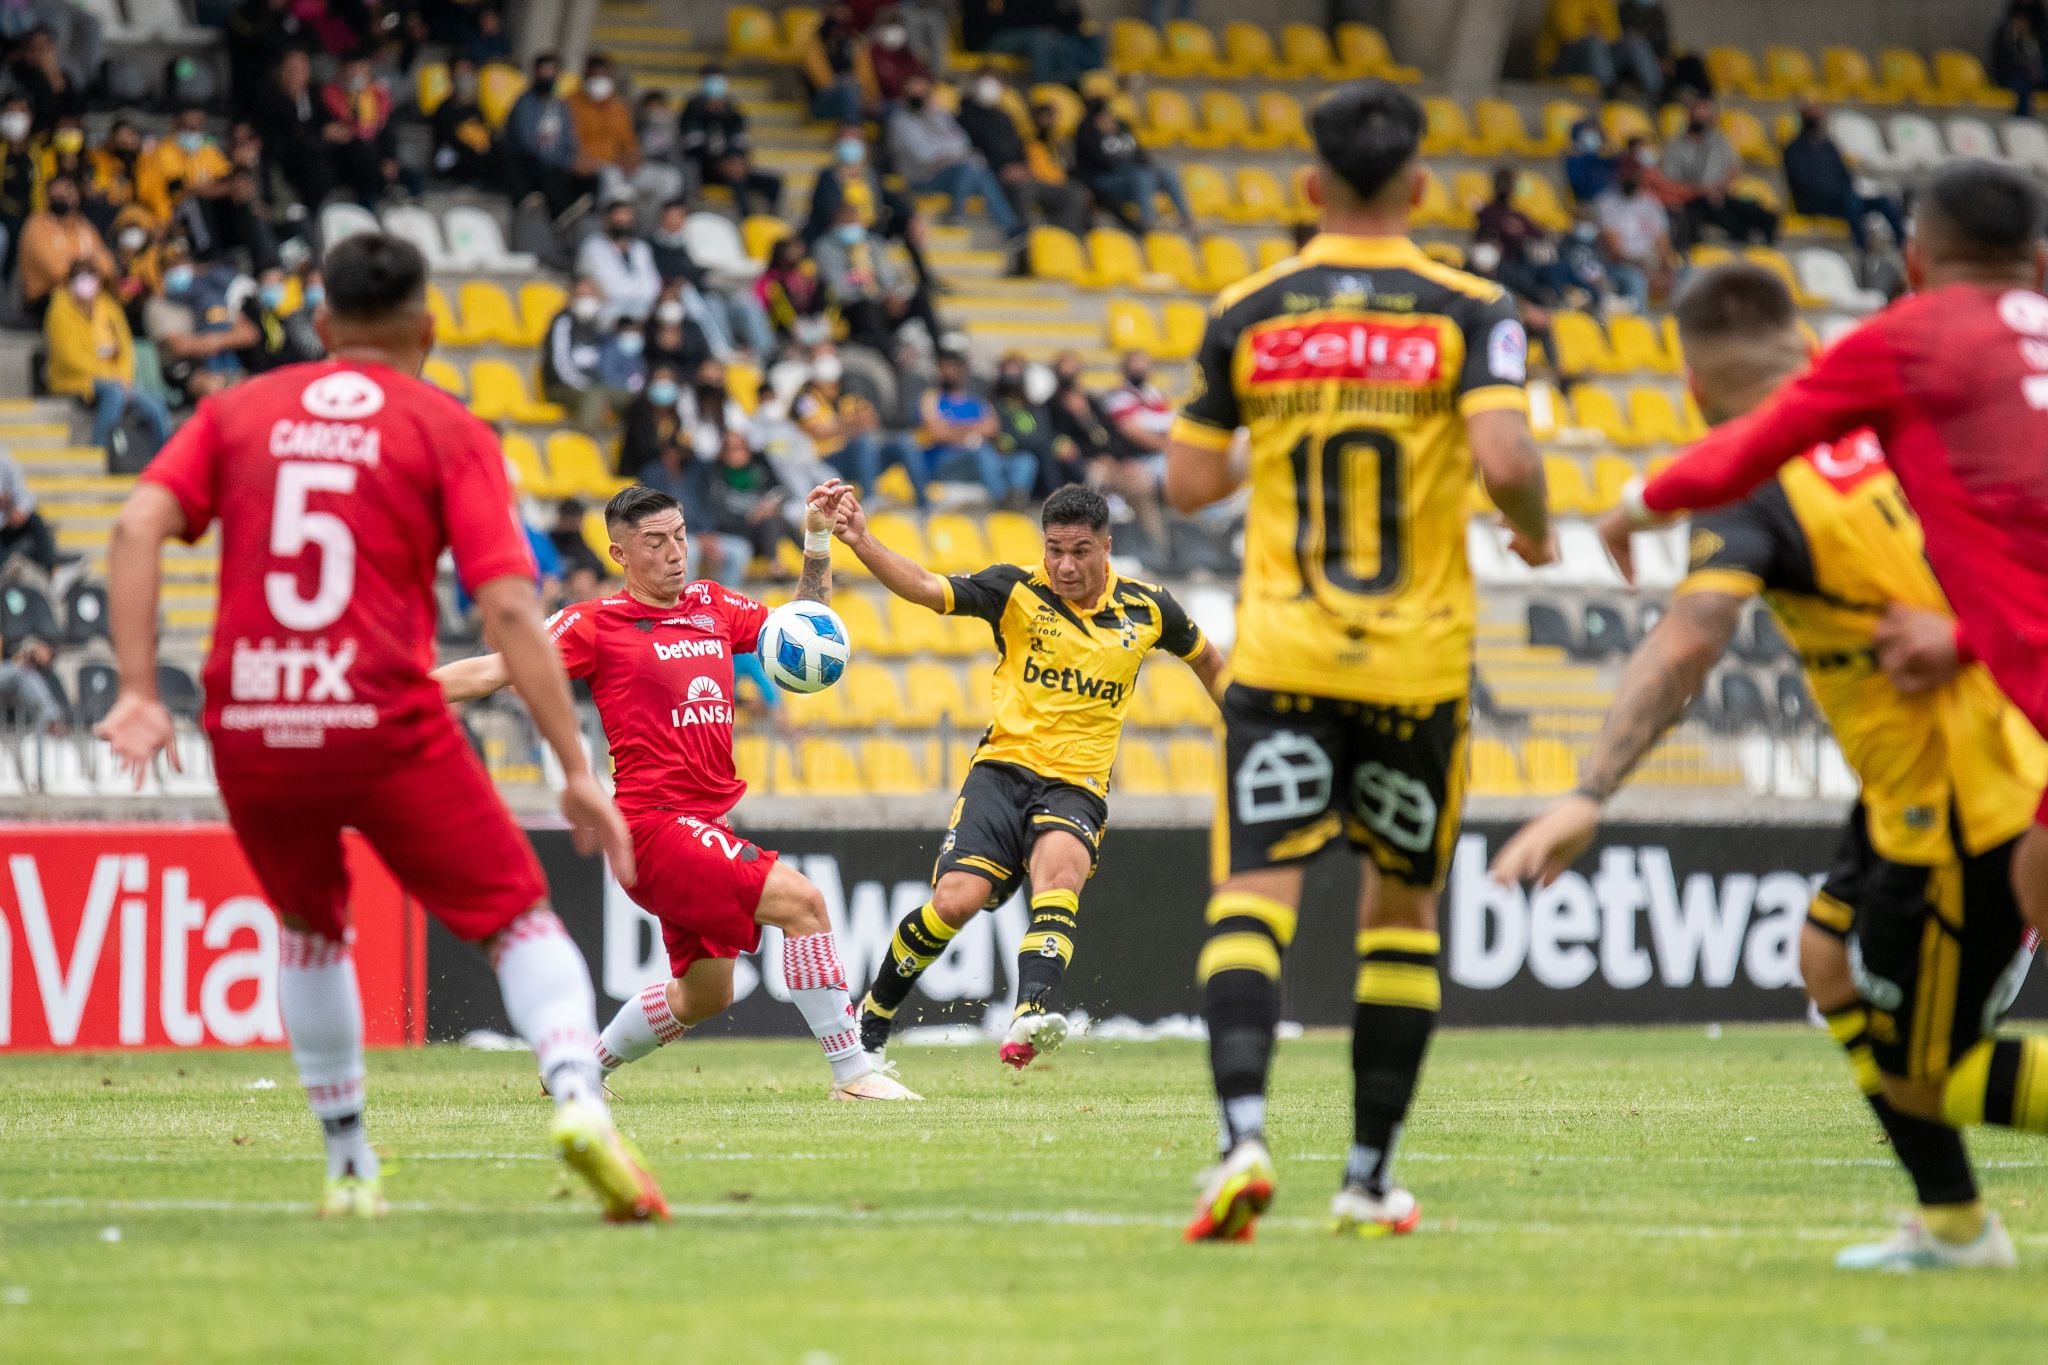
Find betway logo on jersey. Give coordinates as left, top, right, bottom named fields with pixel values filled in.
left=1022, top=657, right=1127, bottom=704
left=654, top=638, right=723, bottom=661
left=671, top=675, right=732, bottom=728
left=269, top=419, right=382, bottom=467
left=1247, top=318, right=1443, bottom=386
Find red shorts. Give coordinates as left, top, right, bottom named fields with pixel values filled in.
left=215, top=726, right=547, bottom=944
left=625, top=812, right=778, bottom=976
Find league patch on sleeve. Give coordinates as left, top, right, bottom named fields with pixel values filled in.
left=1486, top=319, right=1528, bottom=384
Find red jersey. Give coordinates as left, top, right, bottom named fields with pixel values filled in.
left=142, top=360, right=535, bottom=774
left=1643, top=283, right=2048, bottom=727
left=548, top=584, right=770, bottom=822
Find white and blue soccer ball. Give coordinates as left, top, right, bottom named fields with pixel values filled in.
left=760, top=601, right=850, bottom=693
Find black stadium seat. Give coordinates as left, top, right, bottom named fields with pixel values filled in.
left=1775, top=670, right=1815, bottom=733
left=1526, top=601, right=1574, bottom=651
left=1579, top=602, right=1635, bottom=660
left=74, top=662, right=118, bottom=726
left=1713, top=671, right=1770, bottom=733
left=0, top=582, right=62, bottom=655
left=63, top=580, right=110, bottom=644
left=156, top=663, right=202, bottom=719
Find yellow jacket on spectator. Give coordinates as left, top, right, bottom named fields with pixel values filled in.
left=565, top=91, right=638, bottom=171
left=86, top=144, right=143, bottom=218
left=17, top=210, right=113, bottom=304
left=44, top=287, right=134, bottom=397
left=135, top=136, right=231, bottom=219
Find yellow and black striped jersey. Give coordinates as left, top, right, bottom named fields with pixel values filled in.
left=941, top=563, right=1207, bottom=795
left=1170, top=234, right=1530, bottom=705
left=1679, top=431, right=2048, bottom=865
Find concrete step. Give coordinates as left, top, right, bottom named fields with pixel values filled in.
left=0, top=421, right=79, bottom=447
left=23, top=473, right=133, bottom=496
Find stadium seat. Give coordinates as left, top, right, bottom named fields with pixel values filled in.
left=863, top=739, right=933, bottom=795
left=1157, top=20, right=1223, bottom=77
left=1761, top=45, right=1820, bottom=100
left=1202, top=91, right=1268, bottom=151
left=733, top=735, right=771, bottom=793
left=742, top=215, right=790, bottom=262
left=906, top=660, right=979, bottom=728
left=786, top=677, right=850, bottom=729
left=780, top=6, right=820, bottom=54
left=683, top=214, right=762, bottom=281
left=1776, top=671, right=1816, bottom=732
left=1601, top=102, right=1656, bottom=151
left=1220, top=21, right=1283, bottom=77
left=1423, top=97, right=1477, bottom=157
left=1140, top=88, right=1198, bottom=149
left=1109, top=18, right=1162, bottom=73
left=842, top=666, right=909, bottom=728
left=1946, top=116, right=2002, bottom=160
left=544, top=433, right=628, bottom=497
left=1227, top=167, right=1291, bottom=225
left=1526, top=600, right=1575, bottom=651
left=1279, top=23, right=1341, bottom=79
left=1626, top=386, right=1693, bottom=446
left=1143, top=233, right=1210, bottom=291
left=1106, top=299, right=1164, bottom=354
left=1607, top=313, right=1677, bottom=375
left=1032, top=82, right=1086, bottom=141
left=470, top=359, right=566, bottom=424
left=727, top=4, right=781, bottom=59
left=1571, top=385, right=1641, bottom=446
left=1712, top=672, right=1769, bottom=733
left=1027, top=226, right=1093, bottom=284
left=2, top=582, right=59, bottom=646
left=320, top=201, right=378, bottom=248
left=62, top=579, right=108, bottom=644
left=1886, top=114, right=1946, bottom=171
left=2006, top=119, right=2048, bottom=177
left=1412, top=169, right=1471, bottom=231
left=1543, top=455, right=1599, bottom=516
left=1722, top=108, right=1776, bottom=166
left=781, top=738, right=864, bottom=795
left=1730, top=175, right=1783, bottom=215
left=444, top=205, right=536, bottom=272
left=423, top=357, right=467, bottom=399
left=1335, top=23, right=1419, bottom=81
left=1706, top=46, right=1768, bottom=100
left=884, top=593, right=947, bottom=656
left=985, top=510, right=1040, bottom=566
left=1078, top=228, right=1143, bottom=289
left=1876, top=47, right=1938, bottom=104
left=156, top=663, right=202, bottom=719
left=1521, top=737, right=1576, bottom=794
left=868, top=512, right=928, bottom=569
left=1474, top=98, right=1540, bottom=157
left=1254, top=91, right=1310, bottom=151
left=1200, top=236, right=1250, bottom=290
left=832, top=593, right=890, bottom=658
left=1254, top=236, right=1294, bottom=271
left=1795, top=248, right=1885, bottom=314
left=478, top=62, right=525, bottom=126
left=424, top=285, right=473, bottom=347
left=1152, top=663, right=1219, bottom=728
left=1179, top=163, right=1233, bottom=221
left=382, top=204, right=451, bottom=271
left=516, top=281, right=567, bottom=348
left=1819, top=46, right=1880, bottom=102
left=1166, top=739, right=1219, bottom=794
left=1550, top=311, right=1614, bottom=375
left=1421, top=242, right=1466, bottom=270
left=1115, top=739, right=1173, bottom=794
left=925, top=514, right=991, bottom=575
left=1469, top=737, right=1523, bottom=796
left=1740, top=246, right=1826, bottom=311
left=73, top=660, right=116, bottom=726
left=456, top=281, right=524, bottom=346
left=1158, top=299, right=1206, bottom=360
left=1512, top=171, right=1572, bottom=233
left=1934, top=49, right=2011, bottom=108
left=1825, top=110, right=1894, bottom=173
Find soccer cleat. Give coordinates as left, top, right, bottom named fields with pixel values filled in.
left=315, top=1172, right=388, bottom=1219
left=830, top=1058, right=923, bottom=1101
left=858, top=993, right=893, bottom=1063
left=551, top=1099, right=670, bottom=1224
left=1328, top=1182, right=1421, bottom=1238
left=1185, top=1138, right=1276, bottom=1242
left=999, top=1010, right=1068, bottom=1070
left=1835, top=1214, right=2017, bottom=1271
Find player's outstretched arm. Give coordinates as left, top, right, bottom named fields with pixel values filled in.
left=1489, top=589, right=1744, bottom=887
left=95, top=483, right=186, bottom=786
left=474, top=572, right=637, bottom=888
left=1468, top=408, right=1556, bottom=568
left=430, top=652, right=512, bottom=703
left=795, top=480, right=846, bottom=605
left=821, top=483, right=948, bottom=611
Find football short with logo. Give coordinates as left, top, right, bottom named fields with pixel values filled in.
left=1818, top=802, right=2032, bottom=1080
left=626, top=812, right=779, bottom=976
left=934, top=759, right=1108, bottom=906
left=216, top=721, right=547, bottom=944
left=1218, top=684, right=1469, bottom=890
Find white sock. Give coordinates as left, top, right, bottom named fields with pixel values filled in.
left=782, top=930, right=867, bottom=1084
left=278, top=928, right=377, bottom=1182
left=489, top=907, right=607, bottom=1116
left=597, top=981, right=689, bottom=1073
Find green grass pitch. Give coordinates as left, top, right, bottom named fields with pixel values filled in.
left=6, top=1027, right=2048, bottom=1363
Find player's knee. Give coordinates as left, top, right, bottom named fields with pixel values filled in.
left=1799, top=924, right=1856, bottom=1012
left=1880, top=1072, right=1947, bottom=1121
left=1360, top=884, right=1438, bottom=934
left=931, top=873, right=987, bottom=927
left=675, top=974, right=732, bottom=1022
left=784, top=883, right=830, bottom=936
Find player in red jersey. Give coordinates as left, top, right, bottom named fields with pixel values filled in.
left=93, top=234, right=667, bottom=1223
left=432, top=482, right=921, bottom=1100
left=1596, top=161, right=2048, bottom=1164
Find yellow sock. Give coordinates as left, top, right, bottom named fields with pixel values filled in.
left=1921, top=1200, right=1988, bottom=1246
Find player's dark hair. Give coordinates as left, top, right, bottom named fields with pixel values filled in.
left=1310, top=81, right=1423, bottom=206
left=1920, top=159, right=2045, bottom=263
left=1043, top=484, right=1110, bottom=533
left=606, top=484, right=681, bottom=531
left=321, top=232, right=427, bottom=322
left=1672, top=262, right=1798, bottom=349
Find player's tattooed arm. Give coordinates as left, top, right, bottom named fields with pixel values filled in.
left=1575, top=590, right=1745, bottom=802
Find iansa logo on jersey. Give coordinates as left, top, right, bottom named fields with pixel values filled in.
left=1801, top=429, right=1886, bottom=493
left=670, top=674, right=733, bottom=729
left=1245, top=318, right=1442, bottom=386
left=300, top=371, right=386, bottom=421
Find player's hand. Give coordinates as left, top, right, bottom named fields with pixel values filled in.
left=1595, top=507, right=1637, bottom=586
left=94, top=693, right=180, bottom=790
left=561, top=771, right=637, bottom=889
left=1498, top=515, right=1559, bottom=568
left=826, top=484, right=869, bottom=547
left=1489, top=794, right=1602, bottom=888
left=1873, top=604, right=1961, bottom=695
left=804, top=479, right=850, bottom=536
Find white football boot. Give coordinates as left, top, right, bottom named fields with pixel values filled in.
left=999, top=1010, right=1069, bottom=1069
left=830, top=1058, right=924, bottom=1101
left=1835, top=1214, right=2017, bottom=1271
left=1328, top=1182, right=1422, bottom=1238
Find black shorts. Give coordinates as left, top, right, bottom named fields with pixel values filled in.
left=1817, top=803, right=2033, bottom=1080
left=1216, top=684, right=1469, bottom=890
left=935, top=760, right=1108, bottom=907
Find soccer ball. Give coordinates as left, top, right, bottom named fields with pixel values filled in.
left=760, top=601, right=850, bottom=693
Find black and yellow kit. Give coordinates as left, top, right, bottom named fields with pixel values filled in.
left=1680, top=434, right=2046, bottom=1078
left=936, top=562, right=1207, bottom=899
left=1171, top=233, right=1529, bottom=887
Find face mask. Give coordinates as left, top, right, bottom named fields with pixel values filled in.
left=906, top=93, right=928, bottom=111
left=834, top=223, right=864, bottom=245
left=1054, top=370, right=1077, bottom=390
left=1687, top=116, right=1709, bottom=134
left=1575, top=129, right=1601, bottom=153
left=177, top=131, right=205, bottom=154
left=164, top=264, right=194, bottom=294
left=49, top=198, right=74, bottom=216
left=654, top=226, right=688, bottom=248
left=1572, top=222, right=1599, bottom=245
left=615, top=331, right=644, bottom=357
left=304, top=284, right=325, bottom=309
left=0, top=112, right=29, bottom=142
left=998, top=368, right=1024, bottom=389
left=650, top=301, right=683, bottom=326
left=118, top=226, right=146, bottom=252
left=70, top=272, right=98, bottom=301
left=697, top=384, right=726, bottom=402
left=835, top=138, right=864, bottom=166
left=259, top=282, right=286, bottom=311
left=454, top=73, right=478, bottom=97
left=53, top=128, right=82, bottom=155
left=572, top=296, right=601, bottom=322
left=812, top=355, right=842, bottom=383
left=535, top=73, right=558, bottom=95
left=346, top=71, right=370, bottom=93
left=1799, top=114, right=1822, bottom=136
left=974, top=79, right=1002, bottom=107
left=648, top=379, right=679, bottom=405
left=1634, top=147, right=1656, bottom=166
left=704, top=75, right=729, bottom=99
left=1123, top=369, right=1148, bottom=388
left=585, top=75, right=614, bottom=101
left=878, top=26, right=907, bottom=48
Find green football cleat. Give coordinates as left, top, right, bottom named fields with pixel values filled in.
left=551, top=1099, right=670, bottom=1224
left=315, top=1172, right=388, bottom=1220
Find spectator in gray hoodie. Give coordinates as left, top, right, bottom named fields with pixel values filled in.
left=886, top=73, right=1021, bottom=237
left=1661, top=98, right=1777, bottom=245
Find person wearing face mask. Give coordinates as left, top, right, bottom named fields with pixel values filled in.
left=598, top=318, right=650, bottom=394
left=45, top=260, right=171, bottom=454
left=678, top=64, right=784, bottom=215
left=800, top=124, right=936, bottom=290
left=567, top=53, right=682, bottom=206
left=431, top=55, right=501, bottom=191
left=621, top=364, right=688, bottom=476
left=1074, top=97, right=1191, bottom=236
left=801, top=2, right=878, bottom=125
left=867, top=9, right=930, bottom=105
left=252, top=49, right=336, bottom=210
left=1561, top=119, right=1617, bottom=205
left=1475, top=166, right=1570, bottom=308
left=645, top=294, right=714, bottom=375
left=1541, top=0, right=1659, bottom=102
left=506, top=51, right=598, bottom=218
left=990, top=351, right=1078, bottom=497
left=238, top=266, right=320, bottom=372
left=87, top=118, right=145, bottom=218
left=8, top=26, right=82, bottom=134
left=575, top=200, right=662, bottom=325
left=1045, top=349, right=1111, bottom=464
left=814, top=203, right=944, bottom=365
left=985, top=0, right=1105, bottom=86
left=142, top=240, right=255, bottom=401
left=921, top=345, right=1033, bottom=504
left=0, top=95, right=29, bottom=273
left=1591, top=165, right=1672, bottom=310
left=137, top=105, right=232, bottom=221
left=1096, top=350, right=1174, bottom=561
left=319, top=51, right=413, bottom=207
left=1783, top=103, right=1905, bottom=263
left=887, top=74, right=1023, bottom=239
left=956, top=70, right=1092, bottom=240
left=543, top=277, right=630, bottom=429
left=17, top=171, right=111, bottom=315
left=794, top=346, right=929, bottom=506
left=755, top=234, right=837, bottom=346
left=1660, top=98, right=1777, bottom=247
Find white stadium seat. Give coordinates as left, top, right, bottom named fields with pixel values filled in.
left=125, top=0, right=209, bottom=42
left=1885, top=114, right=1945, bottom=172
left=682, top=212, right=763, bottom=282
left=1826, top=111, right=1896, bottom=175
left=319, top=201, right=379, bottom=249
left=1945, top=116, right=2002, bottom=161
left=442, top=205, right=537, bottom=272
left=381, top=204, right=452, bottom=271
left=1466, top=519, right=1531, bottom=586
left=2004, top=119, right=2048, bottom=177
left=73, top=0, right=141, bottom=41
left=1796, top=248, right=1885, bottom=314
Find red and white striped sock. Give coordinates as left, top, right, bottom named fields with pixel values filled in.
left=783, top=931, right=867, bottom=1084
left=597, top=981, right=690, bottom=1073
left=488, top=907, right=606, bottom=1116
left=279, top=927, right=377, bottom=1182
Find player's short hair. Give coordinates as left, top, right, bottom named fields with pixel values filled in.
left=1919, top=159, right=2045, bottom=264
left=1042, top=484, right=1110, bottom=534
left=1672, top=262, right=1798, bottom=350
left=606, top=484, right=681, bottom=532
left=321, top=233, right=427, bottom=322
left=1310, top=81, right=1423, bottom=207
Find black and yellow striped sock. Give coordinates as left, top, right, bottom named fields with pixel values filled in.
left=1348, top=927, right=1440, bottom=1195
left=1015, top=889, right=1080, bottom=1016
left=866, top=903, right=960, bottom=1016
left=1945, top=1036, right=2048, bottom=1134
left=1823, top=1003, right=1979, bottom=1210
left=1198, top=891, right=1298, bottom=1154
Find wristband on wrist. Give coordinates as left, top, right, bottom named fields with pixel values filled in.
left=1619, top=476, right=1661, bottom=530
left=804, top=528, right=831, bottom=555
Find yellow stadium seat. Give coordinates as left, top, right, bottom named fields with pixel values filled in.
left=1473, top=98, right=1537, bottom=156
left=863, top=739, right=933, bottom=795
left=425, top=285, right=472, bottom=347
left=1180, top=163, right=1233, bottom=221
left=1538, top=100, right=1587, bottom=158
left=478, top=63, right=526, bottom=128
left=1160, top=299, right=1205, bottom=360
left=580, top=509, right=609, bottom=562
left=842, top=666, right=909, bottom=728
left=1934, top=49, right=2010, bottom=109
left=1570, top=385, right=1642, bottom=447
left=416, top=62, right=451, bottom=117
left=1657, top=102, right=1687, bottom=144
left=1158, top=20, right=1223, bottom=77
left=784, top=678, right=850, bottom=729
left=1167, top=739, right=1220, bottom=793
left=1722, top=108, right=1775, bottom=166
left=728, top=4, right=781, bottom=59
left=1743, top=245, right=1826, bottom=311
left=985, top=510, right=1040, bottom=566
left=1412, top=168, right=1470, bottom=230
left=1762, top=45, right=1819, bottom=100
left=1626, top=386, right=1691, bottom=446
left=885, top=593, right=947, bottom=656
left=1513, top=170, right=1572, bottom=233
left=469, top=359, right=565, bottom=424
left=1542, top=454, right=1599, bottom=516
left=1819, top=46, right=1879, bottom=102
left=1660, top=314, right=1684, bottom=367
left=1115, top=739, right=1173, bottom=795
left=1522, top=737, right=1577, bottom=795
left=925, top=513, right=990, bottom=575
left=1109, top=18, right=1162, bottom=74
left=1591, top=453, right=1637, bottom=506
left=501, top=432, right=567, bottom=498
left=866, top=510, right=927, bottom=562
left=742, top=215, right=790, bottom=262
left=945, top=739, right=980, bottom=785
left=780, top=6, right=820, bottom=53
left=1600, top=101, right=1655, bottom=150
left=1200, top=236, right=1250, bottom=290
left=1606, top=313, right=1676, bottom=375
left=1877, top=47, right=1938, bottom=104
left=833, top=593, right=888, bottom=656
left=788, top=738, right=865, bottom=796
left=1087, top=228, right=1152, bottom=289
left=1688, top=242, right=1737, bottom=271
left=1028, top=226, right=1091, bottom=284
left=1143, top=232, right=1209, bottom=291
left=1335, top=23, right=1419, bottom=82
left=1194, top=91, right=1257, bottom=150
left=906, top=660, right=979, bottom=729
left=1422, top=97, right=1476, bottom=157
left=934, top=612, right=991, bottom=659
left=1032, top=82, right=1086, bottom=141
left=1254, top=91, right=1310, bottom=151
left=1147, top=663, right=1218, bottom=727
left=1526, top=380, right=1561, bottom=440
left=1470, top=737, right=1523, bottom=796
left=1254, top=237, right=1294, bottom=272
left=517, top=281, right=567, bottom=348
left=1730, top=174, right=1782, bottom=215
left=1233, top=167, right=1292, bottom=225
left=1278, top=24, right=1340, bottom=79
left=422, top=356, right=466, bottom=399
left=733, top=736, right=771, bottom=793
left=1705, top=45, right=1767, bottom=100
left=1222, top=22, right=1285, bottom=78
left=545, top=432, right=628, bottom=497
left=1106, top=299, right=1164, bottom=354
left=1550, top=311, right=1614, bottom=375
left=456, top=280, right=523, bottom=347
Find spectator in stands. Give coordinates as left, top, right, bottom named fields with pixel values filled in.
left=542, top=277, right=629, bottom=429
left=1563, top=118, right=1617, bottom=204
left=431, top=55, right=500, bottom=191
left=1623, top=0, right=1710, bottom=105
left=1073, top=96, right=1191, bottom=236
left=5, top=0, right=100, bottom=93
left=803, top=4, right=878, bottom=125
left=991, top=350, right=1078, bottom=496
left=621, top=363, right=685, bottom=475
left=179, top=156, right=281, bottom=273
left=35, top=118, right=95, bottom=218
left=0, top=96, right=28, bottom=271
left=794, top=344, right=928, bottom=505
left=957, top=70, right=1091, bottom=239
left=225, top=120, right=295, bottom=227
left=506, top=51, right=594, bottom=219
left=987, top=0, right=1104, bottom=87
left=638, top=438, right=750, bottom=585
left=547, top=497, right=608, bottom=581
left=644, top=200, right=773, bottom=358
left=645, top=296, right=711, bottom=376
left=1546, top=0, right=1660, bottom=102
left=814, top=201, right=940, bottom=363
left=1476, top=167, right=1569, bottom=307
left=1661, top=99, right=1777, bottom=246
left=144, top=240, right=254, bottom=401
left=238, top=265, right=319, bottom=372
left=45, top=258, right=169, bottom=451
left=227, top=0, right=314, bottom=119
left=86, top=116, right=142, bottom=224
left=678, top=358, right=750, bottom=459
left=253, top=49, right=333, bottom=211
left=1046, top=349, right=1111, bottom=464
left=0, top=446, right=56, bottom=574
left=567, top=52, right=682, bottom=206
left=922, top=345, right=1033, bottom=504
left=869, top=7, right=931, bottom=105
left=1996, top=6, right=2046, bottom=118
left=1098, top=349, right=1173, bottom=558
left=321, top=49, right=412, bottom=207
left=598, top=315, right=648, bottom=396
left=0, top=630, right=62, bottom=731
left=17, top=171, right=107, bottom=318
left=696, top=426, right=803, bottom=569
left=887, top=73, right=1022, bottom=239
left=106, top=213, right=154, bottom=327
left=10, top=27, right=81, bottom=133
left=755, top=233, right=836, bottom=347
left=576, top=198, right=661, bottom=325
left=679, top=64, right=785, bottom=215
left=802, top=126, right=934, bottom=289
left=1593, top=161, right=1672, bottom=309
left=1782, top=104, right=1906, bottom=260
left=137, top=105, right=231, bottom=223
left=636, top=90, right=683, bottom=176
